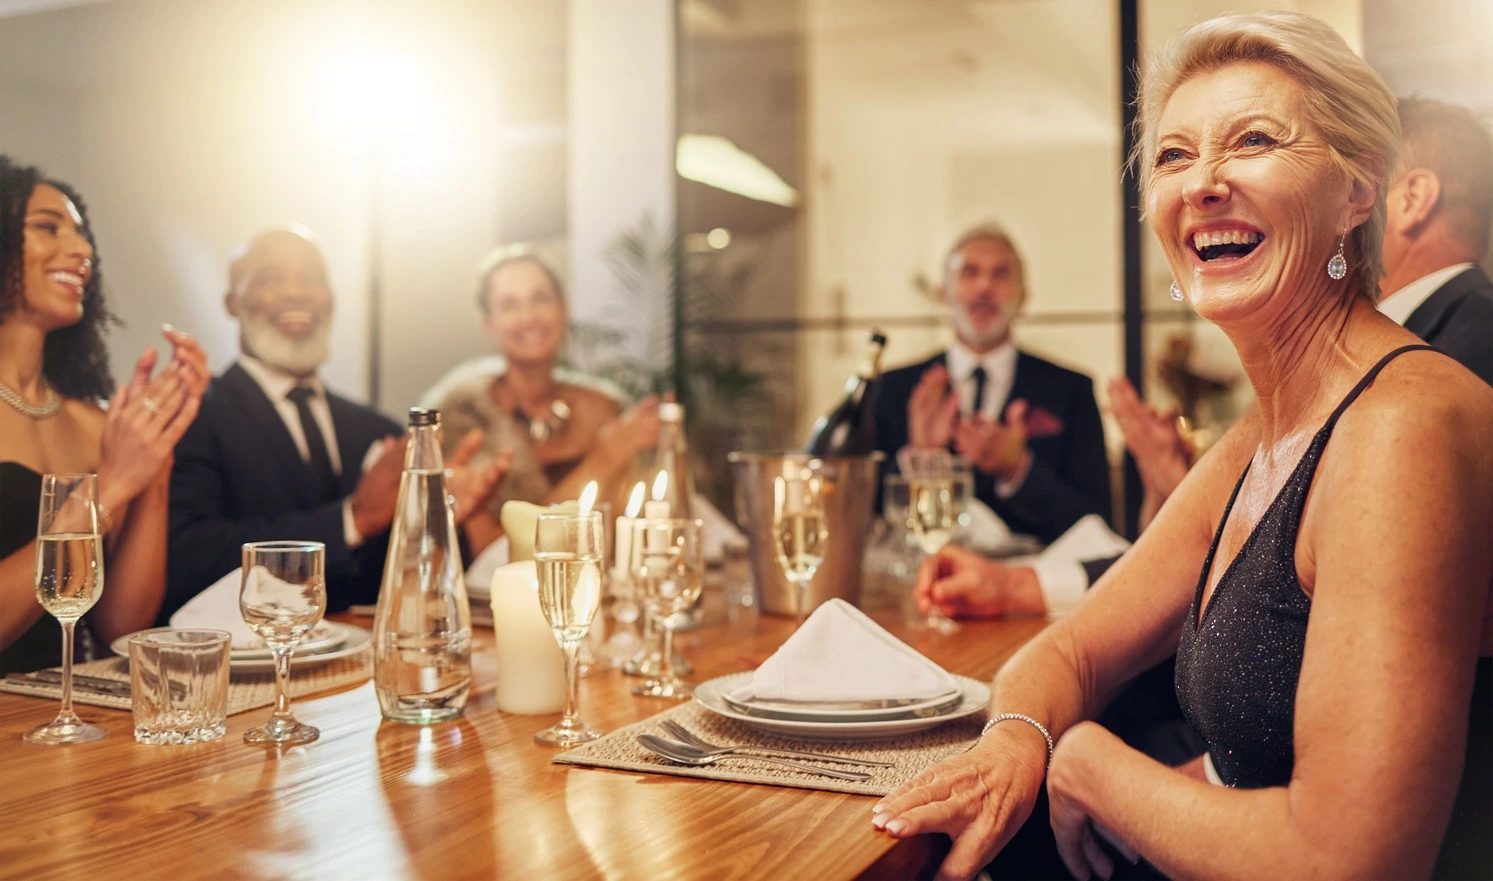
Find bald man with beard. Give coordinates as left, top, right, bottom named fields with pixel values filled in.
left=161, top=227, right=501, bottom=620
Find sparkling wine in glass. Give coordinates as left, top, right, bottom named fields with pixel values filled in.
left=773, top=471, right=829, bottom=622
left=24, top=473, right=107, bottom=745
left=240, top=541, right=327, bottom=746
left=630, top=518, right=705, bottom=699
left=534, top=511, right=606, bottom=746
left=901, top=451, right=970, bottom=634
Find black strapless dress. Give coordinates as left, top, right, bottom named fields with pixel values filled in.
left=1, top=462, right=89, bottom=674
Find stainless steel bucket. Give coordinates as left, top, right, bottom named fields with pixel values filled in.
left=727, top=451, right=885, bottom=617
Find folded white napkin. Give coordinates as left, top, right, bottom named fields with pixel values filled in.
left=465, top=535, right=510, bottom=599
left=747, top=599, right=959, bottom=702
left=1030, top=515, right=1133, bottom=618
left=691, top=492, right=744, bottom=563
left=169, top=568, right=259, bottom=649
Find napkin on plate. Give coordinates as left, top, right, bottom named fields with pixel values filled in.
left=745, top=599, right=959, bottom=703
left=169, top=568, right=260, bottom=649
left=691, top=492, right=745, bottom=563
left=465, top=535, right=509, bottom=599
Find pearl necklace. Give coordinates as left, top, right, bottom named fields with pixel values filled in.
left=0, top=379, right=61, bottom=419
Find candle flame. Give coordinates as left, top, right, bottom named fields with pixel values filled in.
left=651, top=470, right=669, bottom=502
left=578, top=481, right=599, bottom=513
left=625, top=482, right=646, bottom=518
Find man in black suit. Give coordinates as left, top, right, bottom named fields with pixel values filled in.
left=875, top=225, right=1111, bottom=553
left=162, top=227, right=499, bottom=621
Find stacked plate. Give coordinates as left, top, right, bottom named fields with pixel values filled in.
left=111, top=622, right=372, bottom=674
left=693, top=672, right=990, bottom=741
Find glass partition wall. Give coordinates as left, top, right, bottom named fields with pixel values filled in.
left=677, top=0, right=1127, bottom=518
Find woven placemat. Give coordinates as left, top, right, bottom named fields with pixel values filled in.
left=0, top=647, right=371, bottom=716
left=552, top=700, right=985, bottom=796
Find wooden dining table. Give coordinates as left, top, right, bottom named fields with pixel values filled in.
left=0, top=604, right=1046, bottom=881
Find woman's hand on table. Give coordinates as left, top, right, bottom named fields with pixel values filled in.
left=914, top=545, right=1046, bottom=618
left=870, top=725, right=1049, bottom=881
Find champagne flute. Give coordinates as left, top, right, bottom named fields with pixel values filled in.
left=773, top=468, right=829, bottom=622
left=240, top=541, right=327, bottom=746
left=630, top=518, right=704, bottom=699
left=901, top=451, right=970, bottom=634
left=24, top=473, right=106, bottom=745
left=534, top=511, right=606, bottom=746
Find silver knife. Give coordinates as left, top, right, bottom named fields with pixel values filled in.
left=10, top=670, right=132, bottom=698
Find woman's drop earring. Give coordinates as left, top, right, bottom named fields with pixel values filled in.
left=1326, top=235, right=1347, bottom=280
left=1169, top=280, right=1184, bottom=302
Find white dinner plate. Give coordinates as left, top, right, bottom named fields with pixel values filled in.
left=219, top=621, right=347, bottom=660
left=111, top=622, right=371, bottom=673
left=721, top=685, right=964, bottom=722
left=695, top=672, right=989, bottom=741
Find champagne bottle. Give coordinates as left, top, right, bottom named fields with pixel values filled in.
left=372, top=407, right=472, bottom=724
left=640, top=402, right=694, bottom=517
left=805, top=330, right=887, bottom=456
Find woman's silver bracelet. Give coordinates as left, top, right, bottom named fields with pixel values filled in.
left=981, top=713, right=1055, bottom=767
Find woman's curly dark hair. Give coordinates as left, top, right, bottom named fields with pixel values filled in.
left=0, top=155, right=116, bottom=401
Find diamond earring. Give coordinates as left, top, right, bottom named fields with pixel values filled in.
left=1169, top=280, right=1184, bottom=302
left=1326, top=235, right=1347, bottom=280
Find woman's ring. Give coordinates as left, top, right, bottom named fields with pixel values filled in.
left=141, top=397, right=159, bottom=414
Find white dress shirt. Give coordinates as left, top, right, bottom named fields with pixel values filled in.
left=235, top=356, right=366, bottom=548
left=944, top=339, right=1017, bottom=422
left=1376, top=262, right=1474, bottom=328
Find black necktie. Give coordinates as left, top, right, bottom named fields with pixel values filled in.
left=970, top=365, right=988, bottom=418
left=286, top=386, right=339, bottom=502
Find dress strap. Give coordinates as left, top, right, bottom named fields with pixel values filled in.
left=1320, top=345, right=1437, bottom=435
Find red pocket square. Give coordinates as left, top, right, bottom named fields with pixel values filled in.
left=1024, top=406, right=1065, bottom=437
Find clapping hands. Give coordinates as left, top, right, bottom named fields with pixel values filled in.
left=97, top=325, right=209, bottom=505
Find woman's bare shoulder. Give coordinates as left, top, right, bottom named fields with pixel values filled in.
left=560, top=384, right=622, bottom=420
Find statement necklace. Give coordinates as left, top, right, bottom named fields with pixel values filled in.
left=0, top=379, right=60, bottom=419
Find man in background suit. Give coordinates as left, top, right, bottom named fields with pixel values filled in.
left=874, top=224, right=1111, bottom=555
left=918, top=97, right=1493, bottom=618
left=162, top=227, right=501, bottom=621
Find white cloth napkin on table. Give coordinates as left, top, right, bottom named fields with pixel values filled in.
left=691, top=492, right=744, bottom=563
left=465, top=535, right=509, bottom=599
left=745, top=599, right=959, bottom=702
left=169, top=568, right=259, bottom=649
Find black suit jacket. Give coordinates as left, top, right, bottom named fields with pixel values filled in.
left=162, top=364, right=402, bottom=622
left=874, top=349, right=1112, bottom=543
left=1403, top=265, right=1493, bottom=386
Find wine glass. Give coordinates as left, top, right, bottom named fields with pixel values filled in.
left=630, top=518, right=704, bottom=699
left=773, top=467, right=829, bottom=622
left=900, top=450, right=971, bottom=634
left=534, top=511, right=606, bottom=746
left=239, top=541, right=327, bottom=746
left=24, top=473, right=107, bottom=745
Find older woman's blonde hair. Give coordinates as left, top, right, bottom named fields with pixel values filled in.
left=1130, top=11, right=1400, bottom=300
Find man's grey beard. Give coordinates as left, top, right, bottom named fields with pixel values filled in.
left=241, top=314, right=331, bottom=376
left=952, top=311, right=1013, bottom=351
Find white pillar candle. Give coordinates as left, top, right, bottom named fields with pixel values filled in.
left=500, top=501, right=546, bottom=563
left=488, top=561, right=565, bottom=714
left=644, top=499, right=670, bottom=520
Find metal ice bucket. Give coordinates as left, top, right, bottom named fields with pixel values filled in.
left=727, top=451, right=885, bottom=618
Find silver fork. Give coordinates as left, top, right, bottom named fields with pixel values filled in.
left=660, top=719, right=895, bottom=769
left=636, top=735, right=872, bottom=782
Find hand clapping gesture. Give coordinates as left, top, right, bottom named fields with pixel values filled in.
left=97, top=326, right=209, bottom=507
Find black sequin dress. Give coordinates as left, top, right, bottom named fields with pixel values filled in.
left=1175, top=344, right=1491, bottom=877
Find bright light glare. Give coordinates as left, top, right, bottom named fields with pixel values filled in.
left=706, top=227, right=731, bottom=249
left=676, top=134, right=799, bottom=208
left=314, top=40, right=440, bottom=169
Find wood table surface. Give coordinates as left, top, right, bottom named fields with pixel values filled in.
left=0, top=606, right=1046, bottom=881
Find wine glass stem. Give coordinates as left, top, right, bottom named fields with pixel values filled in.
left=658, top=618, right=677, bottom=686
left=796, top=578, right=809, bottom=621
left=560, top=640, right=581, bottom=725
left=271, top=645, right=295, bottom=723
left=57, top=618, right=78, bottom=722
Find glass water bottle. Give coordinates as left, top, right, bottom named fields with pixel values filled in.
left=373, top=407, right=472, bottom=724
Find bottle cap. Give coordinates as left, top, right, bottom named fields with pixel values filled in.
left=408, top=407, right=441, bottom=426
left=659, top=402, right=684, bottom=422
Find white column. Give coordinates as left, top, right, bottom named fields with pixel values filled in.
left=567, top=0, right=677, bottom=365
